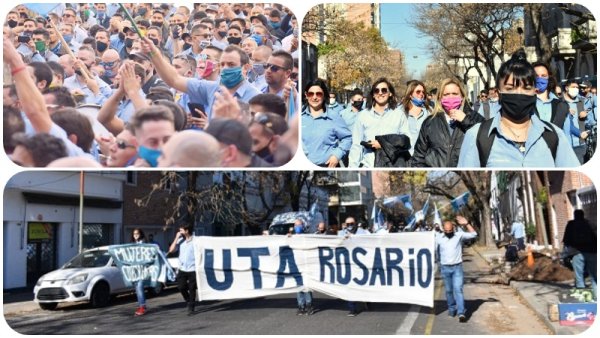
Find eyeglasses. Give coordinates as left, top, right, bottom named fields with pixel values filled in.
left=480, top=95, right=488, bottom=98
left=374, top=87, right=389, bottom=95
left=414, top=90, right=424, bottom=94
left=116, top=140, right=136, bottom=149
left=306, top=91, right=324, bottom=98
left=265, top=63, right=289, bottom=72
left=346, top=223, right=355, bottom=226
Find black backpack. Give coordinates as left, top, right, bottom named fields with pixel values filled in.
left=476, top=119, right=558, bottom=167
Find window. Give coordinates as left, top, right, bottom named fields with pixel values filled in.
left=126, top=172, right=137, bottom=185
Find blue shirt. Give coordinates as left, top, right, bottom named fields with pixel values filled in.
left=327, top=102, right=344, bottom=115
left=348, top=106, right=410, bottom=168
left=301, top=107, right=352, bottom=165
left=110, top=33, right=124, bottom=53
left=563, top=97, right=586, bottom=146
left=536, top=93, right=558, bottom=123
left=339, top=107, right=359, bottom=131
left=186, top=78, right=260, bottom=120
left=116, top=89, right=146, bottom=123
left=177, top=237, right=196, bottom=272
left=402, top=104, right=430, bottom=155
left=457, top=114, right=580, bottom=168
left=510, top=222, right=525, bottom=239
left=478, top=100, right=501, bottom=119
left=435, top=230, right=477, bottom=265
left=63, top=74, right=112, bottom=105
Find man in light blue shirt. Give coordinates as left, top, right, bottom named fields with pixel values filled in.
left=510, top=220, right=526, bottom=251
left=339, top=89, right=364, bottom=131
left=435, top=216, right=477, bottom=322
left=458, top=114, right=579, bottom=167
left=327, top=93, right=344, bottom=115
left=168, top=224, right=197, bottom=315
left=562, top=79, right=590, bottom=163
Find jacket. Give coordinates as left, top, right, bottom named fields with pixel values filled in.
left=374, top=134, right=411, bottom=167
left=411, top=106, right=484, bottom=167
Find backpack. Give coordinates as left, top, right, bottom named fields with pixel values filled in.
left=476, top=119, right=558, bottom=167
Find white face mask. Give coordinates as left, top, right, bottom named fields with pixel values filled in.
left=329, top=98, right=336, bottom=105
left=568, top=88, right=580, bottom=99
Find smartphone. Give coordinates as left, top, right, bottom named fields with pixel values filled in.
left=17, top=35, right=31, bottom=43
left=188, top=103, right=205, bottom=118
left=171, top=25, right=180, bottom=39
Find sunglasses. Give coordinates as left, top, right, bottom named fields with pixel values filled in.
left=253, top=114, right=274, bottom=132
left=99, top=61, right=119, bottom=68
left=265, top=63, right=288, bottom=72
left=116, top=140, right=136, bottom=149
left=480, top=95, right=488, bottom=98
left=374, top=87, right=389, bottom=95
left=306, top=91, right=324, bottom=98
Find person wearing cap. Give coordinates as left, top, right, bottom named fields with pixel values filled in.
left=248, top=112, right=288, bottom=163
left=205, top=5, right=219, bottom=20
left=118, top=23, right=140, bottom=59
left=205, top=118, right=272, bottom=167
left=141, top=37, right=260, bottom=120
left=180, top=23, right=212, bottom=60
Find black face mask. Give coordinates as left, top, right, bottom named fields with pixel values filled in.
left=255, top=140, right=273, bottom=160
left=352, top=100, right=363, bottom=110
left=444, top=232, right=455, bottom=239
left=149, top=38, right=160, bottom=47
left=178, top=23, right=186, bottom=31
left=182, top=42, right=192, bottom=51
left=243, top=29, right=251, bottom=35
left=96, top=41, right=108, bottom=52
left=218, top=31, right=227, bottom=38
left=227, top=36, right=242, bottom=45
left=125, top=38, right=134, bottom=49
left=151, top=21, right=163, bottom=27
left=74, top=63, right=92, bottom=76
left=242, top=10, right=249, bottom=16
left=137, top=8, right=147, bottom=17
left=499, top=93, right=537, bottom=122
left=8, top=19, right=18, bottom=28
left=234, top=9, right=241, bottom=15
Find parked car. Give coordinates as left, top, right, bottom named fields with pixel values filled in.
left=33, top=246, right=172, bottom=310
left=268, top=211, right=324, bottom=235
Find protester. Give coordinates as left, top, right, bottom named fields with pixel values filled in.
left=436, top=215, right=477, bottom=322
left=509, top=219, right=526, bottom=251
left=400, top=80, right=431, bottom=155
left=130, top=228, right=148, bottom=316
left=168, top=224, right=197, bottom=315
left=563, top=210, right=597, bottom=297
left=290, top=218, right=314, bottom=316
left=457, top=50, right=579, bottom=167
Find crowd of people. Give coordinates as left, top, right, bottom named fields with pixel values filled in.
left=302, top=51, right=596, bottom=168
left=4, top=3, right=299, bottom=167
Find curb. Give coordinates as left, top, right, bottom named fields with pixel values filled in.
left=469, top=246, right=558, bottom=335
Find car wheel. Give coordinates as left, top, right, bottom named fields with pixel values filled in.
left=39, top=302, right=58, bottom=311
left=148, top=283, right=164, bottom=297
left=90, top=282, right=110, bottom=308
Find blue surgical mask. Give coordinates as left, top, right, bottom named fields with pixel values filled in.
left=411, top=97, right=425, bottom=107
left=251, top=34, right=263, bottom=46
left=199, top=40, right=211, bottom=49
left=535, top=77, right=549, bottom=93
left=294, top=225, right=303, bottom=234
left=138, top=146, right=162, bottom=167
left=220, top=66, right=244, bottom=89
left=104, top=68, right=115, bottom=78
left=269, top=20, right=281, bottom=30
left=252, top=63, right=266, bottom=76
left=63, top=34, right=73, bottom=44
left=97, top=10, right=105, bottom=18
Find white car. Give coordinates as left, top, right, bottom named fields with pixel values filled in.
left=33, top=246, right=169, bottom=310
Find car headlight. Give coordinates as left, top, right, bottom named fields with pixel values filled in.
left=66, top=274, right=88, bottom=285
left=35, top=276, right=44, bottom=287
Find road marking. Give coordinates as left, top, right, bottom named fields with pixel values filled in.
left=424, top=279, right=443, bottom=335
left=395, top=304, right=420, bottom=335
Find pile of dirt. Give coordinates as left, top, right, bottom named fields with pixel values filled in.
left=508, top=253, right=574, bottom=282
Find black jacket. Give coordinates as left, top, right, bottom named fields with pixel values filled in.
left=374, top=134, right=411, bottom=167
left=411, top=107, right=484, bottom=167
left=563, top=218, right=597, bottom=253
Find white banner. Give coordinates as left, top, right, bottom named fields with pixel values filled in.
left=194, top=233, right=435, bottom=307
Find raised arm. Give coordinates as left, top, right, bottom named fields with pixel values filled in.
left=139, top=37, right=189, bottom=93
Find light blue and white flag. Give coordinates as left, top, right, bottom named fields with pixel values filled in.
left=383, top=194, right=413, bottom=211
left=450, top=192, right=470, bottom=212
left=433, top=203, right=442, bottom=226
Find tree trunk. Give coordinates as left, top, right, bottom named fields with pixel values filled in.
left=543, top=171, right=558, bottom=248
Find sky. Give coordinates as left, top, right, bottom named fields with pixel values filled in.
left=380, top=3, right=434, bottom=78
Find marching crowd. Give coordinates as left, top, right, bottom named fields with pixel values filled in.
left=302, top=51, right=597, bottom=168
left=4, top=3, right=299, bottom=167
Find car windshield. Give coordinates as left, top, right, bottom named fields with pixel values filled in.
left=64, top=250, right=111, bottom=268
left=269, top=223, right=294, bottom=235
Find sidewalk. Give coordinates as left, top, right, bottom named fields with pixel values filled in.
left=470, top=245, right=593, bottom=335
left=3, top=288, right=38, bottom=317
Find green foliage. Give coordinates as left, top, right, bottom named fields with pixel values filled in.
left=536, top=187, right=548, bottom=205
left=526, top=222, right=536, bottom=238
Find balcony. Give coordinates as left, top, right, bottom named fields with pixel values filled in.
left=571, top=21, right=597, bottom=51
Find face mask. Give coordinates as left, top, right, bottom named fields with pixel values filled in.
left=234, top=9, right=241, bottom=15
left=201, top=60, right=216, bottom=78
left=269, top=20, right=281, bottom=30
left=352, top=100, right=363, bottom=110
left=151, top=21, right=163, bottom=27
left=252, top=63, right=266, bottom=76
left=499, top=93, right=537, bottom=122
left=34, top=41, right=47, bottom=53
left=63, top=34, right=73, bottom=44
left=7, top=19, right=18, bottom=28
left=346, top=225, right=354, bottom=232
left=329, top=98, right=336, bottom=105
left=411, top=97, right=425, bottom=107
left=568, top=88, right=580, bottom=99
left=220, top=66, right=244, bottom=88
left=149, top=38, right=160, bottom=47
left=489, top=96, right=498, bottom=103
left=96, top=41, right=108, bottom=52
left=218, top=31, right=227, bottom=38
left=104, top=68, right=115, bottom=78
left=137, top=8, right=147, bottom=17
left=227, top=36, right=242, bottom=45
left=125, top=38, right=134, bottom=49
left=199, top=40, right=211, bottom=49
left=255, top=139, right=273, bottom=159
left=251, top=34, right=263, bottom=46
left=294, top=225, right=303, bottom=234
left=441, top=97, right=462, bottom=111
left=243, top=10, right=249, bottom=16
left=182, top=42, right=192, bottom=51
left=138, top=146, right=161, bottom=167
left=444, top=232, right=455, bottom=239
left=535, top=77, right=549, bottom=93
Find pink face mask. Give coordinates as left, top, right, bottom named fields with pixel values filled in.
left=199, top=60, right=217, bottom=78
left=441, top=97, right=462, bottom=111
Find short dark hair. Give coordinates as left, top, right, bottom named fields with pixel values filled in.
left=32, top=28, right=50, bottom=40
left=12, top=133, right=68, bottom=167
left=152, top=100, right=186, bottom=131
left=205, top=118, right=253, bottom=156
left=130, top=106, right=175, bottom=132
left=223, top=45, right=250, bottom=66
left=28, top=62, right=53, bottom=90
left=3, top=105, right=25, bottom=153
left=249, top=94, right=286, bottom=117
left=42, top=86, right=76, bottom=108
left=271, top=50, right=293, bottom=70
left=50, top=108, right=95, bottom=152
left=46, top=61, right=65, bottom=80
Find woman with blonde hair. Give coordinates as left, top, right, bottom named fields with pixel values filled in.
left=411, top=78, right=484, bottom=167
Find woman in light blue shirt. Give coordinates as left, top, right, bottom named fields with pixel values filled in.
left=458, top=50, right=579, bottom=168
left=348, top=78, right=409, bottom=167
left=399, top=80, right=431, bottom=155
left=301, top=79, right=351, bottom=167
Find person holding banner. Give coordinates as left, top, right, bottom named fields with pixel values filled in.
left=290, top=219, right=314, bottom=316
left=435, top=216, right=477, bottom=323
left=130, top=228, right=148, bottom=316
left=168, top=224, right=197, bottom=315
